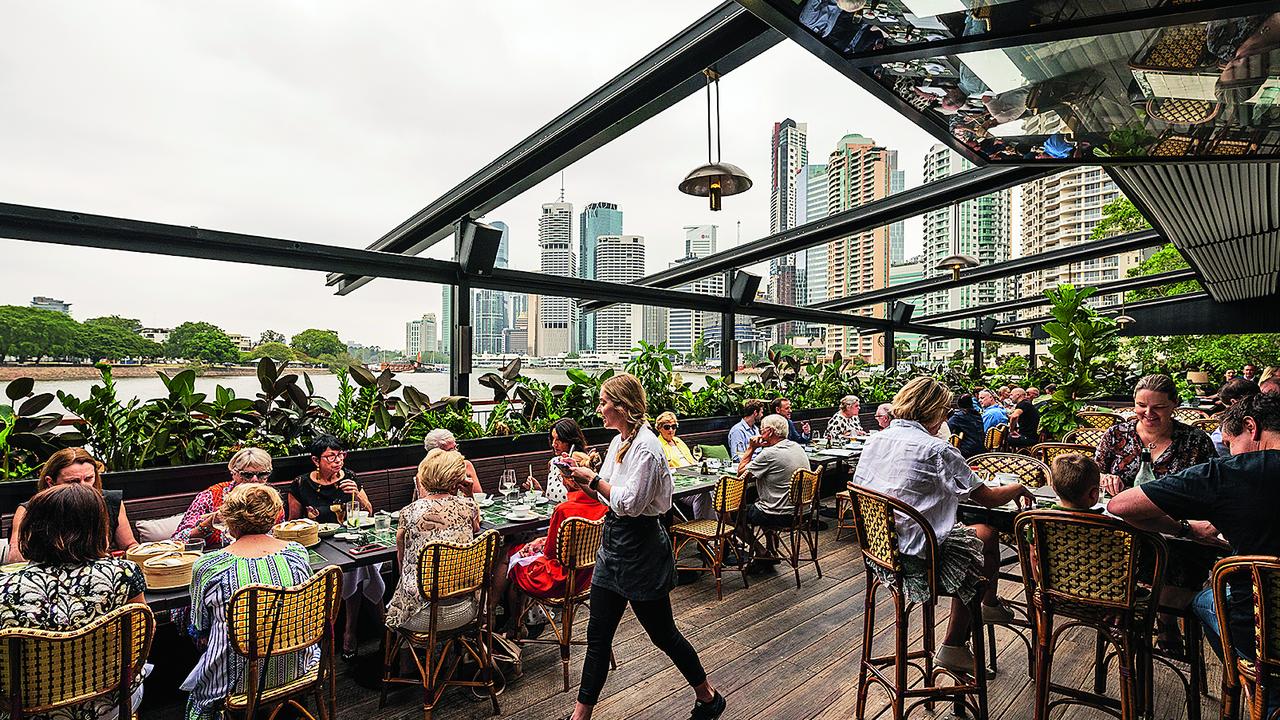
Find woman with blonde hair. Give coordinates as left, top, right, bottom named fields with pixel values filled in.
left=563, top=373, right=724, bottom=720
left=422, top=428, right=484, bottom=495
left=183, top=483, right=317, bottom=720
left=6, top=447, right=138, bottom=563
left=852, top=376, right=1032, bottom=674
left=174, top=447, right=277, bottom=547
left=385, top=449, right=481, bottom=633
left=653, top=410, right=713, bottom=520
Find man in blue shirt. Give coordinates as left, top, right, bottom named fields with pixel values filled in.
left=727, top=400, right=764, bottom=461
left=771, top=397, right=811, bottom=445
left=977, top=389, right=1008, bottom=431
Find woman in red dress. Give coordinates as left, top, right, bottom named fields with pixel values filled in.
left=503, top=454, right=607, bottom=637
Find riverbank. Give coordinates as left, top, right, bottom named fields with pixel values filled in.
left=0, top=364, right=333, bottom=382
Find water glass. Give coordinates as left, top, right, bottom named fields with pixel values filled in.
left=184, top=538, right=206, bottom=553
left=374, top=512, right=391, bottom=533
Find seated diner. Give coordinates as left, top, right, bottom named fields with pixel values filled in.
left=655, top=410, right=713, bottom=520
left=422, top=428, right=484, bottom=496
left=736, top=414, right=809, bottom=569
left=6, top=447, right=138, bottom=563
left=173, top=447, right=276, bottom=548
left=825, top=395, right=865, bottom=441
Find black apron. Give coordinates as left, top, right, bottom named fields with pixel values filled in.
left=592, top=511, right=676, bottom=602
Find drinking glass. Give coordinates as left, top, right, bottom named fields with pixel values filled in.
left=374, top=512, right=391, bottom=533
left=500, top=470, right=517, bottom=503
left=692, top=445, right=704, bottom=462
left=184, top=538, right=206, bottom=554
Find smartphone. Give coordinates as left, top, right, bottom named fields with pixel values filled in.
left=349, top=543, right=384, bottom=556
left=551, top=458, right=575, bottom=474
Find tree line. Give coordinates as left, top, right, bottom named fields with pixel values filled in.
left=0, top=306, right=358, bottom=365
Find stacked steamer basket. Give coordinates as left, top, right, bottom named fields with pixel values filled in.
left=272, top=519, right=320, bottom=547
left=142, top=551, right=202, bottom=590
left=127, top=540, right=184, bottom=566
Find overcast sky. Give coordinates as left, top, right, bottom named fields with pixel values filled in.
left=0, top=1, right=951, bottom=350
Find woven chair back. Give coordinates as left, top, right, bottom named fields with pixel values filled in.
left=1173, top=407, right=1209, bottom=423
left=984, top=423, right=1007, bottom=450
left=968, top=452, right=1051, bottom=488
left=1191, top=417, right=1220, bottom=434
left=848, top=484, right=939, bottom=597
left=948, top=433, right=962, bottom=448
left=1062, top=427, right=1107, bottom=447
left=1016, top=511, right=1163, bottom=612
left=1077, top=411, right=1124, bottom=429
left=1212, top=556, right=1280, bottom=669
left=0, top=603, right=154, bottom=718
left=228, top=565, right=342, bottom=657
left=712, top=474, right=747, bottom=515
left=552, top=517, right=605, bottom=572
left=1031, top=443, right=1096, bottom=466
left=420, top=530, right=500, bottom=602
left=789, top=467, right=822, bottom=509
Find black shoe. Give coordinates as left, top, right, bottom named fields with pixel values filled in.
left=690, top=691, right=726, bottom=720
left=341, top=648, right=358, bottom=662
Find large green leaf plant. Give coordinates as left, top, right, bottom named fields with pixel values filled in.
left=1038, top=284, right=1121, bottom=439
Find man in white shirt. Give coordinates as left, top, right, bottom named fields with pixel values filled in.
left=874, top=403, right=893, bottom=430
left=737, top=414, right=810, bottom=569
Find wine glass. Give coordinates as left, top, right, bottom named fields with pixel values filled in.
left=500, top=470, right=517, bottom=503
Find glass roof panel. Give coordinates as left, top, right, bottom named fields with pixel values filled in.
left=768, top=1, right=1280, bottom=161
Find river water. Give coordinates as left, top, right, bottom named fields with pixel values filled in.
left=39, top=368, right=715, bottom=415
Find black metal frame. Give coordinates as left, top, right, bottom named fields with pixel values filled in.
left=1003, top=292, right=1211, bottom=332
left=328, top=1, right=781, bottom=295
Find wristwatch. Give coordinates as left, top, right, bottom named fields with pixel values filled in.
left=589, top=473, right=601, bottom=491
left=1176, top=519, right=1191, bottom=538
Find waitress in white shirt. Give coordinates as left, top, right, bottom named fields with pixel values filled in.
left=564, top=373, right=725, bottom=720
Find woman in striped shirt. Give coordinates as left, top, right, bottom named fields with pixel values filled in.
left=181, top=483, right=317, bottom=720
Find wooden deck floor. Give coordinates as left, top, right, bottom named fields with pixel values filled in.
left=143, top=507, right=1222, bottom=720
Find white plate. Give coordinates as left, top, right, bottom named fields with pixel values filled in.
left=475, top=498, right=495, bottom=508
left=534, top=497, right=550, bottom=505
left=504, top=511, right=540, bottom=522
left=334, top=532, right=361, bottom=542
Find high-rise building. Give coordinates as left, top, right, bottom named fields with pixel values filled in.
left=440, top=287, right=452, bottom=356
left=422, top=313, right=438, bottom=353
left=824, top=133, right=895, bottom=362
left=769, top=120, right=808, bottom=342
left=504, top=313, right=529, bottom=355
left=888, top=151, right=906, bottom=265
left=578, top=202, right=623, bottom=351
left=473, top=221, right=511, bottom=355
left=594, top=235, right=646, bottom=353
left=796, top=164, right=830, bottom=325
left=683, top=225, right=717, bottom=258
left=30, top=296, right=71, bottom=315
left=889, top=258, right=927, bottom=362
left=535, top=200, right=576, bottom=357
left=641, top=305, right=668, bottom=346
left=667, top=226, right=722, bottom=356
left=920, top=145, right=1012, bottom=360
left=405, top=314, right=438, bottom=358
left=1020, top=168, right=1137, bottom=310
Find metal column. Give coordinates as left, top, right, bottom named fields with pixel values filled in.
left=973, top=336, right=983, bottom=373
left=450, top=273, right=472, bottom=398
left=883, top=325, right=896, bottom=371
left=721, top=271, right=736, bottom=382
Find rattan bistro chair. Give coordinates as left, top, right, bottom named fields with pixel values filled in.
left=1173, top=407, right=1210, bottom=423
left=517, top=517, right=606, bottom=692
left=984, top=423, right=1008, bottom=451
left=1191, top=417, right=1221, bottom=434
left=0, top=603, right=154, bottom=720
left=1062, top=427, right=1107, bottom=448
left=1015, top=511, right=1166, bottom=720
left=225, top=565, right=342, bottom=720
left=848, top=485, right=989, bottom=720
left=1077, top=411, right=1125, bottom=429
left=673, top=474, right=748, bottom=600
left=750, top=467, right=823, bottom=589
left=382, top=530, right=502, bottom=720
left=835, top=489, right=856, bottom=541
left=968, top=452, right=1051, bottom=488
left=1030, top=443, right=1096, bottom=467
left=1211, top=555, right=1280, bottom=720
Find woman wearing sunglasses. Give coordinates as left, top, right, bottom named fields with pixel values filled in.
left=288, top=435, right=382, bottom=661
left=173, top=447, right=278, bottom=548
left=655, top=411, right=713, bottom=520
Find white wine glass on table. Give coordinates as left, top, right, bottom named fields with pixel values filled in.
left=500, top=470, right=517, bottom=504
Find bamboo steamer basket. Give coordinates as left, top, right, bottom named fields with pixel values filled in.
left=127, top=540, right=183, bottom=566
left=272, top=519, right=321, bottom=547
left=142, top=551, right=201, bottom=590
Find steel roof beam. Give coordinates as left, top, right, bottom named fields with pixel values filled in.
left=807, top=228, right=1165, bottom=313
left=581, top=164, right=1049, bottom=313
left=1002, top=292, right=1211, bottom=331
left=328, top=2, right=781, bottom=296
left=906, top=269, right=1199, bottom=326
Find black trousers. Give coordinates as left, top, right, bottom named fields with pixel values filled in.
left=577, top=583, right=707, bottom=706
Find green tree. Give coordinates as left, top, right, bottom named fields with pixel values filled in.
left=247, top=342, right=295, bottom=362
left=1089, top=197, right=1151, bottom=240
left=690, top=336, right=708, bottom=365
left=259, top=329, right=286, bottom=345
left=1124, top=243, right=1202, bottom=301
left=290, top=329, right=345, bottom=359
left=1, top=307, right=80, bottom=362
left=166, top=322, right=238, bottom=363
left=76, top=318, right=161, bottom=362
left=85, top=315, right=143, bottom=334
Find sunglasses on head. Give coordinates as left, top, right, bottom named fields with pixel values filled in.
left=237, top=470, right=272, bottom=480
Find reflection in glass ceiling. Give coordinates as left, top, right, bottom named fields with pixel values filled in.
left=765, top=0, right=1280, bottom=161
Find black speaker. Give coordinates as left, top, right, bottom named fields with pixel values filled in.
left=979, top=317, right=998, bottom=335
left=730, top=272, right=762, bottom=305
left=890, top=301, right=915, bottom=324
left=458, top=220, right=504, bottom=275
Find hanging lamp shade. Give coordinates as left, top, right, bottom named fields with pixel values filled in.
left=678, top=162, right=753, bottom=211
left=936, top=253, right=979, bottom=280
left=1115, top=313, right=1136, bottom=327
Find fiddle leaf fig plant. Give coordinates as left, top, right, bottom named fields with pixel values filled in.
left=1038, top=283, right=1120, bottom=438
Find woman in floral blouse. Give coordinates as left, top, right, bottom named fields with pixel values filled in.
left=1095, top=373, right=1217, bottom=657
left=173, top=447, right=275, bottom=547
left=0, top=483, right=148, bottom=719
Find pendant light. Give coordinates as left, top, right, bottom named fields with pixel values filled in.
left=936, top=203, right=978, bottom=280
left=1115, top=296, right=1136, bottom=328
left=679, top=69, right=752, bottom=211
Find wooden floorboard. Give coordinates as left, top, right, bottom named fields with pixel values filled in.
left=140, top=507, right=1223, bottom=720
